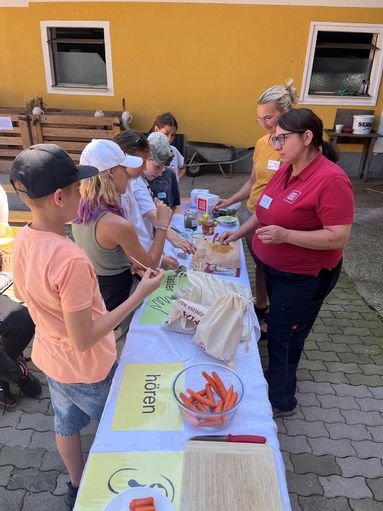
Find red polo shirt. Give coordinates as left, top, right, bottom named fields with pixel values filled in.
left=253, top=153, right=354, bottom=276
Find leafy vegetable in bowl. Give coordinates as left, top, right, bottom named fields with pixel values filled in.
left=216, top=216, right=238, bottom=226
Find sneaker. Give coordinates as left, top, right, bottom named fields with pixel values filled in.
left=14, top=360, right=42, bottom=398
left=0, top=381, right=17, bottom=410
left=65, top=482, right=79, bottom=510
left=272, top=406, right=297, bottom=418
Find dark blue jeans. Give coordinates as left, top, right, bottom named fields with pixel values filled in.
left=264, top=260, right=342, bottom=411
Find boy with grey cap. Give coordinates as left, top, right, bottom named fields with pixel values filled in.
left=10, top=143, right=164, bottom=509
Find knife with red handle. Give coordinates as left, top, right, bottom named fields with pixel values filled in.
left=190, top=434, right=267, bottom=444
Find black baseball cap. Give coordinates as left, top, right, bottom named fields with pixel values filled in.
left=10, top=143, right=99, bottom=199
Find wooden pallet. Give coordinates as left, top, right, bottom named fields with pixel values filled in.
left=30, top=113, right=121, bottom=163
left=0, top=109, right=32, bottom=173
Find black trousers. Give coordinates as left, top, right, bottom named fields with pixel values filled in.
left=97, top=268, right=133, bottom=311
left=0, top=296, right=35, bottom=382
left=264, top=260, right=342, bottom=411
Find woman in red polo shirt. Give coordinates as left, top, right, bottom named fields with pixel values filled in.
left=220, top=108, right=354, bottom=416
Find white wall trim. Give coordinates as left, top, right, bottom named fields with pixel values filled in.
left=2, top=0, right=383, bottom=7
left=300, top=22, right=383, bottom=107
left=40, top=20, right=114, bottom=96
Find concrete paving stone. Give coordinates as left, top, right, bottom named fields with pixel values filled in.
left=297, top=381, right=335, bottom=395
left=351, top=440, right=383, bottom=459
left=299, top=495, right=352, bottom=511
left=350, top=344, right=381, bottom=355
left=8, top=468, right=58, bottom=492
left=274, top=417, right=287, bottom=434
left=312, top=325, right=343, bottom=335
left=46, top=401, right=55, bottom=416
left=17, top=412, right=54, bottom=433
left=337, top=457, right=383, bottom=478
left=278, top=434, right=312, bottom=454
left=352, top=320, right=382, bottom=329
left=341, top=409, right=382, bottom=426
left=325, top=298, right=354, bottom=306
left=343, top=304, right=372, bottom=313
left=368, top=387, right=383, bottom=400
left=286, top=471, right=323, bottom=496
left=16, top=398, right=51, bottom=415
left=282, top=450, right=294, bottom=472
left=306, top=349, right=342, bottom=361
left=317, top=342, right=350, bottom=353
left=322, top=318, right=351, bottom=327
left=302, top=406, right=345, bottom=424
left=347, top=374, right=383, bottom=387
left=29, top=431, right=56, bottom=451
left=362, top=336, right=383, bottom=347
left=373, top=355, right=383, bottom=365
left=329, top=334, right=363, bottom=345
left=324, top=362, right=360, bottom=374
left=318, top=310, right=336, bottom=318
left=295, top=392, right=320, bottom=407
left=297, top=369, right=313, bottom=381
left=0, top=410, right=22, bottom=428
left=358, top=364, right=383, bottom=376
left=349, top=498, right=383, bottom=511
left=319, top=475, right=372, bottom=499
left=361, top=311, right=382, bottom=321
left=367, top=426, right=383, bottom=442
left=307, top=333, right=330, bottom=343
left=0, top=465, right=13, bottom=486
left=311, top=371, right=350, bottom=384
left=0, top=446, right=45, bottom=470
left=299, top=359, right=327, bottom=371
left=321, top=304, right=345, bottom=311
left=303, top=339, right=320, bottom=350
left=283, top=419, right=329, bottom=438
left=318, top=394, right=360, bottom=410
left=0, top=427, right=33, bottom=449
left=356, top=397, right=383, bottom=412
left=335, top=311, right=363, bottom=320
left=308, top=438, right=356, bottom=457
left=331, top=383, right=373, bottom=398
left=53, top=472, right=68, bottom=496
left=0, top=488, right=25, bottom=509
left=81, top=420, right=99, bottom=436
left=40, top=451, right=67, bottom=473
left=366, top=478, right=383, bottom=501
left=338, top=352, right=374, bottom=364
left=21, top=490, right=68, bottom=510
left=291, top=453, right=341, bottom=476
left=325, top=422, right=371, bottom=441
left=11, top=384, right=51, bottom=401
left=368, top=327, right=383, bottom=337
left=289, top=492, right=302, bottom=511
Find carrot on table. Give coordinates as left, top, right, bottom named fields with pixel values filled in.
left=187, top=388, right=215, bottom=408
left=205, top=384, right=215, bottom=406
left=201, top=371, right=220, bottom=395
left=179, top=392, right=199, bottom=411
left=129, top=497, right=155, bottom=511
left=211, top=371, right=228, bottom=400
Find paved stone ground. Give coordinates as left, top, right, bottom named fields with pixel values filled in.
left=0, top=171, right=382, bottom=510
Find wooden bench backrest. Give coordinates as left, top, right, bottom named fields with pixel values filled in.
left=0, top=112, right=32, bottom=172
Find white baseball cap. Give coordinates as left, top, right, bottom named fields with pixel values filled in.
left=80, top=139, right=143, bottom=172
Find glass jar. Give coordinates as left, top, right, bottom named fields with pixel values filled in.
left=184, top=209, right=198, bottom=231
left=202, top=219, right=217, bottom=236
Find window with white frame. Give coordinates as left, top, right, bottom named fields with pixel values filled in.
left=40, top=21, right=114, bottom=96
left=301, top=23, right=383, bottom=106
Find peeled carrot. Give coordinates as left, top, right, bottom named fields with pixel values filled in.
left=179, top=392, right=199, bottom=411
left=205, top=384, right=215, bottom=407
left=223, top=384, right=234, bottom=411
left=211, top=371, right=228, bottom=400
left=129, top=498, right=154, bottom=506
left=187, top=388, right=215, bottom=408
left=135, top=506, right=155, bottom=511
left=214, top=399, right=224, bottom=412
left=196, top=388, right=207, bottom=396
left=201, top=371, right=220, bottom=395
left=195, top=403, right=209, bottom=412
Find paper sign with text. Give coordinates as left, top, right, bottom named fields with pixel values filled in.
left=112, top=363, right=184, bottom=431
left=75, top=451, right=183, bottom=511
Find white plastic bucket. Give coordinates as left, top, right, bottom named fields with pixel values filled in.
left=353, top=115, right=374, bottom=134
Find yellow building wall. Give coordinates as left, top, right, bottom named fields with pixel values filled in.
left=0, top=3, right=383, bottom=147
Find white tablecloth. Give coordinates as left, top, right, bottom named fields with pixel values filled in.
left=86, top=215, right=291, bottom=511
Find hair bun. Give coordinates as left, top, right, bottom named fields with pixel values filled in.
left=285, top=78, right=298, bottom=106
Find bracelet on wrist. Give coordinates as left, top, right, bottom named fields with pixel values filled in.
left=155, top=225, right=169, bottom=231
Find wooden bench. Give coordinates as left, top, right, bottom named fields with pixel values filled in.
left=0, top=109, right=32, bottom=173
left=30, top=113, right=121, bottom=163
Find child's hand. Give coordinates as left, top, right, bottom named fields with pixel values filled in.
left=135, top=268, right=165, bottom=299
left=171, top=236, right=196, bottom=254
left=0, top=250, right=12, bottom=273
left=156, top=200, right=173, bottom=228
left=161, top=255, right=179, bottom=270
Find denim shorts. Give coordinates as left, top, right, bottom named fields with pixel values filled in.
left=46, top=362, right=117, bottom=437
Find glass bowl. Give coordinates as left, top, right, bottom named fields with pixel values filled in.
left=172, top=363, right=244, bottom=431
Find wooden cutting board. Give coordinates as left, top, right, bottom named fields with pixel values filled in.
left=181, top=441, right=283, bottom=511
left=191, top=238, right=241, bottom=276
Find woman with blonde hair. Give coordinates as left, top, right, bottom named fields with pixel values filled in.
left=72, top=139, right=172, bottom=312
left=214, top=79, right=298, bottom=320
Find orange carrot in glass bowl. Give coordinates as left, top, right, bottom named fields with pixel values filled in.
left=201, top=371, right=220, bottom=395
left=205, top=384, right=216, bottom=406
left=187, top=388, right=215, bottom=408
left=212, top=371, right=228, bottom=400
left=179, top=392, right=199, bottom=411
left=223, top=384, right=234, bottom=411
left=214, top=399, right=224, bottom=412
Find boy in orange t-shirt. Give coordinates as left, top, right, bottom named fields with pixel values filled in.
left=10, top=144, right=164, bottom=510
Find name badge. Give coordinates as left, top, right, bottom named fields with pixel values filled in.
left=267, top=159, right=280, bottom=171
left=157, top=192, right=167, bottom=199
left=259, top=194, right=273, bottom=209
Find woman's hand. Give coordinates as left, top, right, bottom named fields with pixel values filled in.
left=155, top=199, right=173, bottom=228
left=135, top=268, right=165, bottom=300
left=161, top=255, right=180, bottom=270
left=213, top=198, right=231, bottom=211
left=171, top=235, right=196, bottom=254
left=256, top=225, right=289, bottom=244
left=217, top=230, right=240, bottom=245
